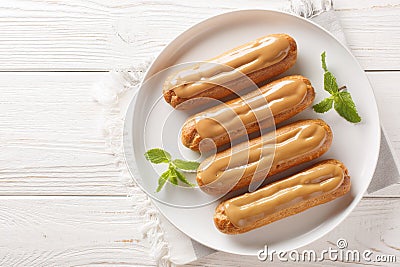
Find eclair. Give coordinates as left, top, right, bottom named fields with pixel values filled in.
left=163, top=34, right=297, bottom=108
left=181, top=75, right=315, bottom=151
left=214, top=159, right=351, bottom=234
left=196, top=119, right=333, bottom=194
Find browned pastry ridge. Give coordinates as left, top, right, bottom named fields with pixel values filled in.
left=214, top=159, right=351, bottom=234
left=181, top=75, right=315, bottom=151
left=163, top=34, right=297, bottom=108
left=196, top=119, right=333, bottom=194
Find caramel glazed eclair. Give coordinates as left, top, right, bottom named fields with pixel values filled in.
left=163, top=34, right=297, bottom=108
left=196, top=119, right=333, bottom=194
left=214, top=159, right=351, bottom=234
left=181, top=75, right=315, bottom=151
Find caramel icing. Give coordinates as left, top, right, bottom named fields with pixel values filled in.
left=195, top=78, right=308, bottom=139
left=165, top=35, right=290, bottom=98
left=197, top=121, right=327, bottom=188
left=224, top=163, right=344, bottom=228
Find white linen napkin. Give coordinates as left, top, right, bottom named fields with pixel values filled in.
left=92, top=1, right=400, bottom=266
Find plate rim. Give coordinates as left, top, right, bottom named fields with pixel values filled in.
left=127, top=9, right=381, bottom=255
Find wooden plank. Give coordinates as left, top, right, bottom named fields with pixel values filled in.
left=0, top=71, right=399, bottom=196
left=337, top=7, right=400, bottom=70
left=0, top=0, right=398, bottom=70
left=0, top=197, right=398, bottom=266
left=334, top=0, right=400, bottom=9
left=0, top=197, right=155, bottom=266
left=0, top=73, right=126, bottom=195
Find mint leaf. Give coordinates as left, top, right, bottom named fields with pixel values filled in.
left=321, top=51, right=328, bottom=72
left=172, top=159, right=200, bottom=171
left=324, top=72, right=339, bottom=94
left=156, top=170, right=170, bottom=192
left=169, top=169, right=178, bottom=185
left=144, top=148, right=171, bottom=164
left=334, top=91, right=362, bottom=123
left=313, top=97, right=334, bottom=113
left=173, top=168, right=195, bottom=187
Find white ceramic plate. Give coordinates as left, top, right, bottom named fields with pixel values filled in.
left=125, top=10, right=380, bottom=255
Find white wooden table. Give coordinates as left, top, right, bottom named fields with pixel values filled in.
left=0, top=0, right=399, bottom=266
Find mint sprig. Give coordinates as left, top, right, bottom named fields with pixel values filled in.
left=144, top=148, right=199, bottom=192
left=313, top=52, right=361, bottom=123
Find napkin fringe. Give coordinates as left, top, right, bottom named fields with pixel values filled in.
left=92, top=59, right=173, bottom=267
left=136, top=197, right=172, bottom=267
left=286, top=0, right=333, bottom=18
